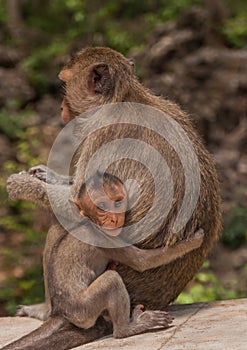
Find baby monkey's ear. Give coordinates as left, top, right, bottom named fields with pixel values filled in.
left=69, top=198, right=87, bottom=221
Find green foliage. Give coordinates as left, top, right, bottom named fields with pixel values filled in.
left=177, top=260, right=245, bottom=304
left=145, top=0, right=201, bottom=25
left=223, top=13, right=247, bottom=48
left=0, top=100, right=47, bottom=316
left=0, top=0, right=7, bottom=25
left=103, top=24, right=135, bottom=54
left=220, top=0, right=247, bottom=48
left=0, top=184, right=46, bottom=315
left=0, top=104, right=30, bottom=140
left=22, top=41, right=68, bottom=94
left=0, top=266, right=44, bottom=316
left=222, top=207, right=247, bottom=249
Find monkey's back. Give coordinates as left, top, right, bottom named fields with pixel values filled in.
left=116, top=105, right=222, bottom=308
left=69, top=47, right=222, bottom=309
left=75, top=106, right=221, bottom=309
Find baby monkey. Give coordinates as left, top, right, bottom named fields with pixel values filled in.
left=4, top=171, right=204, bottom=348
left=61, top=171, right=204, bottom=338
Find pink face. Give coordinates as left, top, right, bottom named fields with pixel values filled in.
left=77, top=183, right=128, bottom=237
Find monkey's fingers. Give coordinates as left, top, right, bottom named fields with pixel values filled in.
left=137, top=310, right=174, bottom=328
left=29, top=164, right=50, bottom=182
left=192, top=228, right=204, bottom=245
left=150, top=310, right=174, bottom=324
left=29, top=164, right=48, bottom=175
left=195, top=228, right=204, bottom=238
left=29, top=165, right=60, bottom=184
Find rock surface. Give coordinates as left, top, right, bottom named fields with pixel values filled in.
left=1, top=298, right=246, bottom=349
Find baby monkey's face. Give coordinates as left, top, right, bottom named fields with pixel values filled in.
left=78, top=182, right=128, bottom=237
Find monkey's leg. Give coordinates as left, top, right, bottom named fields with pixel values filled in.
left=63, top=270, right=172, bottom=338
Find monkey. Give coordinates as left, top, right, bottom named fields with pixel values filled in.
left=4, top=46, right=221, bottom=350
left=2, top=170, right=204, bottom=349
left=12, top=168, right=205, bottom=319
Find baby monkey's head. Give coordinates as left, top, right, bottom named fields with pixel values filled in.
left=72, top=172, right=127, bottom=237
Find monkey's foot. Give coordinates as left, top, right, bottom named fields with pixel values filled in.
left=16, top=303, right=50, bottom=321
left=132, top=307, right=173, bottom=329
left=115, top=308, right=173, bottom=338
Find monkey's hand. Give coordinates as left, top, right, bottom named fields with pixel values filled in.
left=29, top=164, right=72, bottom=185
left=183, top=228, right=204, bottom=249
left=29, top=164, right=49, bottom=182
left=7, top=171, right=49, bottom=207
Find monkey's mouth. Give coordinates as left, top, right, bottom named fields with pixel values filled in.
left=100, top=226, right=122, bottom=237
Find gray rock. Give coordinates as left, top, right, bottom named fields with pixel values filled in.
left=1, top=299, right=246, bottom=350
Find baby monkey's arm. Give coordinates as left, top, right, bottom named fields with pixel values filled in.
left=100, top=229, right=204, bottom=273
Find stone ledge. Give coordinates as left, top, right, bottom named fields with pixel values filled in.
left=0, top=299, right=246, bottom=349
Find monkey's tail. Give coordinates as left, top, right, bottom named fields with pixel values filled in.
left=1, top=316, right=112, bottom=350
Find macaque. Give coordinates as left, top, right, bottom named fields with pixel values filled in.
left=5, top=46, right=221, bottom=350
left=3, top=171, right=204, bottom=349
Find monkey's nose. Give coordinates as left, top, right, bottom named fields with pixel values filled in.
left=108, top=213, right=118, bottom=226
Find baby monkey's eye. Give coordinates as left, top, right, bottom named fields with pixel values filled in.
left=114, top=200, right=123, bottom=208
left=97, top=202, right=106, bottom=211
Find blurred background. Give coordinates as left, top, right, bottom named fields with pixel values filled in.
left=0, top=0, right=246, bottom=316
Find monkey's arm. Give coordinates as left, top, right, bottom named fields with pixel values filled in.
left=100, top=229, right=204, bottom=273
left=7, top=172, right=71, bottom=218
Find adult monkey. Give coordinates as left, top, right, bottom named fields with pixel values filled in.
left=5, top=47, right=221, bottom=349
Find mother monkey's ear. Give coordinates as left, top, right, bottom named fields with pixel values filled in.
left=87, top=62, right=112, bottom=95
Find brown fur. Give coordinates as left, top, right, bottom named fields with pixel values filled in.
left=63, top=47, right=221, bottom=307
left=5, top=47, right=221, bottom=349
